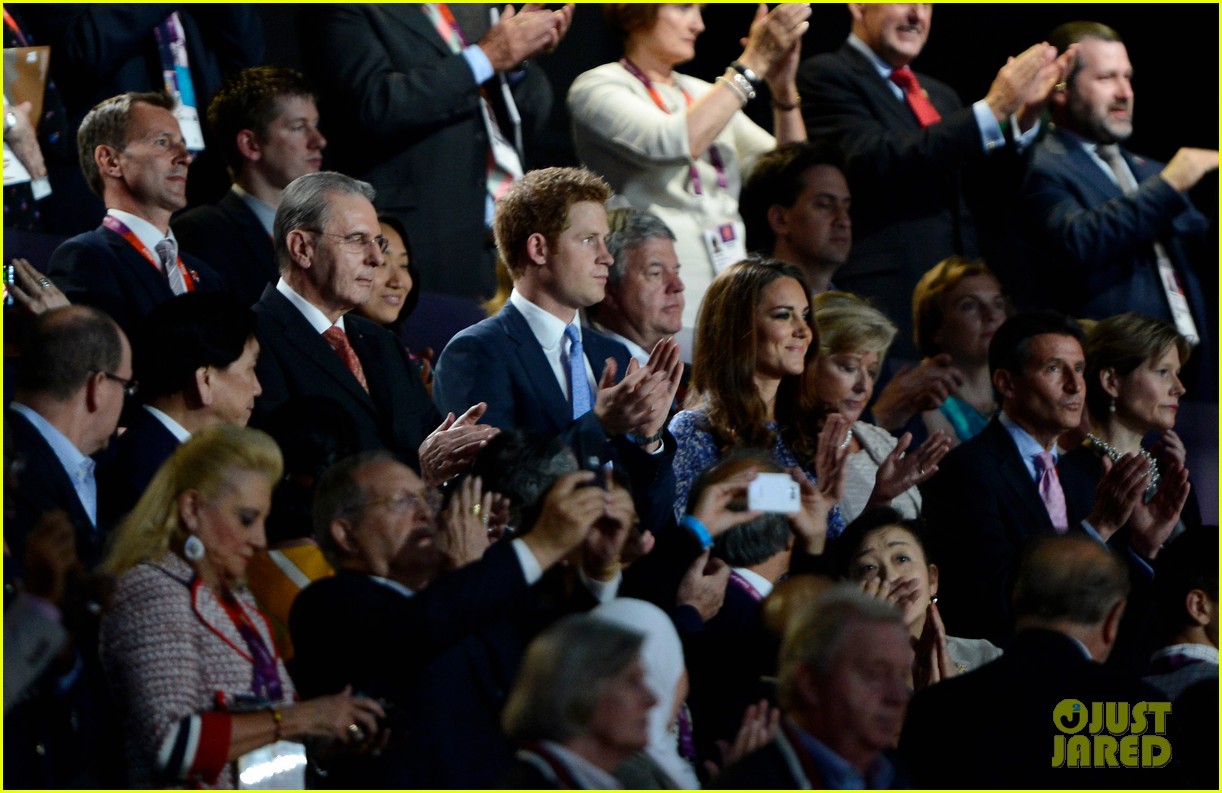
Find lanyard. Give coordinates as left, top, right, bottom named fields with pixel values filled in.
left=101, top=214, right=197, bottom=291
left=216, top=587, right=285, bottom=702
left=518, top=743, right=580, bottom=789
left=728, top=570, right=764, bottom=602
left=619, top=57, right=728, bottom=196
left=3, top=9, right=28, bottom=45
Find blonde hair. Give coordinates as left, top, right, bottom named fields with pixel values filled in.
left=912, top=256, right=1001, bottom=357
left=102, top=425, right=283, bottom=577
left=812, top=291, right=896, bottom=360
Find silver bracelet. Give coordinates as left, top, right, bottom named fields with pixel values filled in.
left=725, top=68, right=757, bottom=102
left=715, top=75, right=750, bottom=107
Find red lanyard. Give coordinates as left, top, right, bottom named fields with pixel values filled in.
left=619, top=57, right=728, bottom=196
left=101, top=214, right=197, bottom=291
left=3, top=9, right=29, bottom=45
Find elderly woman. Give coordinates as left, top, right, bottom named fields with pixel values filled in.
left=99, top=425, right=383, bottom=788
left=669, top=258, right=850, bottom=538
left=912, top=257, right=1009, bottom=446
left=1075, top=312, right=1197, bottom=537
left=810, top=292, right=951, bottom=524
left=569, top=3, right=811, bottom=329
left=831, top=507, right=1002, bottom=688
left=500, top=614, right=657, bottom=788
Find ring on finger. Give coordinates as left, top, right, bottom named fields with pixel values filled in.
left=470, top=503, right=482, bottom=518
left=347, top=723, right=365, bottom=742
left=38, top=278, right=51, bottom=289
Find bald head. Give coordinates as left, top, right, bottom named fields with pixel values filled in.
left=1014, top=536, right=1129, bottom=626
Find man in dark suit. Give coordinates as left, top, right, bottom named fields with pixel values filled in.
left=717, top=585, right=913, bottom=789
left=96, top=292, right=261, bottom=530
left=47, top=92, right=225, bottom=340
left=251, top=171, right=495, bottom=484
left=901, top=535, right=1177, bottom=788
left=433, top=167, right=683, bottom=534
left=299, top=3, right=571, bottom=301
left=289, top=452, right=623, bottom=787
left=174, top=67, right=325, bottom=306
left=923, top=312, right=1171, bottom=643
left=6, top=306, right=130, bottom=573
left=1023, top=22, right=1216, bottom=366
left=18, top=5, right=264, bottom=230
left=796, top=4, right=1062, bottom=356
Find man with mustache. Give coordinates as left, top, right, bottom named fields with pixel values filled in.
left=922, top=312, right=1170, bottom=644
left=1024, top=22, right=1216, bottom=369
left=48, top=91, right=224, bottom=340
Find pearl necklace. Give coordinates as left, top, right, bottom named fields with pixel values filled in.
left=1083, top=433, right=1160, bottom=494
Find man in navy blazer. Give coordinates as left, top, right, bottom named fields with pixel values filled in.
left=7, top=307, right=131, bottom=573
left=251, top=171, right=495, bottom=484
left=174, top=67, right=326, bottom=306
left=922, top=312, right=1176, bottom=643
left=433, top=167, right=683, bottom=533
left=1023, top=22, right=1215, bottom=355
left=796, top=4, right=1062, bottom=356
left=47, top=92, right=224, bottom=340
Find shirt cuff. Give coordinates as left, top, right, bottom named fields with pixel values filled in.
left=1010, top=114, right=1041, bottom=150
left=462, top=43, right=494, bottom=85
left=972, top=99, right=1006, bottom=153
left=511, top=537, right=544, bottom=585
left=578, top=566, right=622, bottom=602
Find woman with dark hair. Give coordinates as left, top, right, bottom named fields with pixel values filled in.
left=1075, top=312, right=1197, bottom=536
left=354, top=214, right=421, bottom=332
left=911, top=256, right=1009, bottom=446
left=568, top=3, right=811, bottom=330
left=669, top=257, right=849, bottom=537
left=831, top=507, right=1001, bottom=688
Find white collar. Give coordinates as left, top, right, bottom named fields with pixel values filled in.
left=509, top=289, right=579, bottom=352
left=590, top=322, right=650, bottom=367
left=732, top=566, right=775, bottom=599
left=276, top=277, right=345, bottom=335
left=142, top=405, right=192, bottom=444
left=107, top=208, right=175, bottom=251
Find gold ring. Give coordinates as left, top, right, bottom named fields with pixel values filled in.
left=1053, top=81, right=1067, bottom=91
left=471, top=503, right=482, bottom=518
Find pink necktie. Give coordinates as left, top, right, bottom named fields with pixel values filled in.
left=889, top=67, right=942, bottom=128
left=1034, top=451, right=1068, bottom=532
left=322, top=326, right=369, bottom=393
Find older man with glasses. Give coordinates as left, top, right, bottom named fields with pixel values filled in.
left=250, top=171, right=496, bottom=484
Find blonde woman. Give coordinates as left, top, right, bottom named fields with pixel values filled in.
left=100, top=425, right=383, bottom=788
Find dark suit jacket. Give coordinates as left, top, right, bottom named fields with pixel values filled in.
left=172, top=190, right=276, bottom=306
left=95, top=407, right=180, bottom=532
left=47, top=226, right=225, bottom=340
left=1023, top=127, right=1209, bottom=339
left=290, top=541, right=592, bottom=788
left=19, top=5, right=265, bottom=230
left=433, top=301, right=676, bottom=534
left=298, top=4, right=551, bottom=299
left=250, top=285, right=439, bottom=468
left=5, top=408, right=102, bottom=574
left=901, top=629, right=1179, bottom=788
left=797, top=43, right=1024, bottom=356
left=920, top=418, right=1096, bottom=642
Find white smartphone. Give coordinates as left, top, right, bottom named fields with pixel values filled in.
left=747, top=473, right=802, bottom=514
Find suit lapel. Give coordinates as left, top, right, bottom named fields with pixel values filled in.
left=8, top=410, right=95, bottom=534
left=981, top=420, right=1054, bottom=535
left=382, top=4, right=454, bottom=58
left=266, top=291, right=380, bottom=411
left=1052, top=129, right=1124, bottom=201
left=220, top=191, right=274, bottom=260
left=500, top=304, right=571, bottom=432
left=838, top=42, right=919, bottom=130
left=102, top=226, right=177, bottom=307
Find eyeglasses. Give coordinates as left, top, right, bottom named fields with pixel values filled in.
left=349, top=488, right=441, bottom=517
left=305, top=229, right=390, bottom=255
left=91, top=369, right=139, bottom=398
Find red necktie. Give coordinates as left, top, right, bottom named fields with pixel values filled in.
left=322, top=326, right=369, bottom=393
left=890, top=67, right=942, bottom=128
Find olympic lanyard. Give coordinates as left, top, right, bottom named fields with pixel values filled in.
left=619, top=58, right=728, bottom=196
left=728, top=570, right=764, bottom=603
left=216, top=587, right=285, bottom=702
left=3, top=9, right=29, bottom=45
left=101, top=215, right=196, bottom=291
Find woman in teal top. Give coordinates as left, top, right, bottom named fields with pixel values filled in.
left=912, top=257, right=1010, bottom=447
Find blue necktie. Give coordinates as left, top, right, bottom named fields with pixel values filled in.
left=564, top=324, right=592, bottom=419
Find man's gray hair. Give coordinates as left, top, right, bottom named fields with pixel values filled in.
left=605, top=207, right=676, bottom=286
left=502, top=614, right=644, bottom=743
left=312, top=449, right=398, bottom=560
left=274, top=171, right=376, bottom=271
left=777, top=584, right=905, bottom=712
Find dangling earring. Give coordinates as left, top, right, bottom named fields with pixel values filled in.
left=930, top=595, right=939, bottom=605
left=1109, top=398, right=1117, bottom=414
left=184, top=534, right=205, bottom=562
